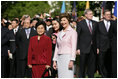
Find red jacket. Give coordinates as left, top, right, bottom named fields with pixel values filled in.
left=28, top=35, right=52, bottom=65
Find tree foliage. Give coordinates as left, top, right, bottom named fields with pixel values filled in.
left=1, top=1, right=115, bottom=20
left=2, top=1, right=50, bottom=19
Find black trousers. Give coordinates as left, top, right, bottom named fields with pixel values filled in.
left=79, top=46, right=96, bottom=78
left=1, top=56, right=9, bottom=78
left=98, top=48, right=112, bottom=78
left=16, top=59, right=32, bottom=78
left=9, top=54, right=16, bottom=78
left=111, top=51, right=117, bottom=78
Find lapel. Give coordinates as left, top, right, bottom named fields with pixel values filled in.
left=11, top=29, right=14, bottom=35
left=29, top=28, right=36, bottom=38
left=58, top=26, right=71, bottom=41
left=29, top=28, right=32, bottom=38
left=23, top=29, right=28, bottom=39
left=83, top=20, right=92, bottom=35
left=101, top=21, right=108, bottom=33
left=58, top=30, right=66, bottom=41
left=91, top=20, right=95, bottom=34
left=108, top=20, right=112, bottom=33
left=24, top=28, right=33, bottom=39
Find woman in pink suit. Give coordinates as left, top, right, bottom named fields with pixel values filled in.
left=53, top=13, right=77, bottom=78
left=27, top=21, right=52, bottom=78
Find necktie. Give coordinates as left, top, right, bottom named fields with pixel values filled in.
left=88, top=21, right=93, bottom=44
left=88, top=21, right=92, bottom=34
left=26, top=29, right=30, bottom=39
left=106, top=21, right=109, bottom=32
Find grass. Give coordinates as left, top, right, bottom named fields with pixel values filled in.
left=74, top=71, right=102, bottom=78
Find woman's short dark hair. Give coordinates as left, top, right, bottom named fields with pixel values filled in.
left=35, top=21, right=46, bottom=30
left=52, top=17, right=63, bottom=31
left=59, top=13, right=71, bottom=22
left=31, top=18, right=39, bottom=23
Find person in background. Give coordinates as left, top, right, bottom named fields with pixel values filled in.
left=77, top=16, right=85, bottom=22
left=45, top=18, right=53, bottom=37
left=8, top=23, right=13, bottom=30
left=97, top=9, right=114, bottom=78
left=20, top=15, right=31, bottom=28
left=51, top=17, right=63, bottom=51
left=110, top=19, right=117, bottom=78
left=27, top=21, right=52, bottom=78
left=51, top=18, right=63, bottom=77
left=111, top=15, right=117, bottom=21
left=53, top=13, right=77, bottom=78
left=1, top=22, right=15, bottom=78
left=72, top=16, right=84, bottom=78
left=70, top=19, right=77, bottom=30
left=8, top=18, right=22, bottom=78
left=1, top=23, right=10, bottom=78
left=16, top=19, right=37, bottom=78
left=30, top=18, right=39, bottom=30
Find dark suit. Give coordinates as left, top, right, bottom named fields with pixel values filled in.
left=45, top=27, right=53, bottom=38
left=77, top=19, right=98, bottom=78
left=1, top=27, right=12, bottom=78
left=16, top=28, right=37, bottom=78
left=110, top=20, right=117, bottom=78
left=9, top=27, right=22, bottom=78
left=98, top=20, right=113, bottom=78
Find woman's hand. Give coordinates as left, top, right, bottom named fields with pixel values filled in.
left=97, top=48, right=99, bottom=54
left=28, top=65, right=32, bottom=68
left=45, top=65, right=50, bottom=69
left=68, top=60, right=74, bottom=70
left=53, top=61, right=57, bottom=70
left=52, top=35, right=56, bottom=44
left=76, top=49, right=80, bottom=55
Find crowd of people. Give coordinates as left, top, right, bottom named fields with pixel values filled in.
left=1, top=9, right=117, bottom=78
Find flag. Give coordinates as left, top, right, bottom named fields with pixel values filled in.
left=101, top=1, right=106, bottom=18
left=61, top=1, right=66, bottom=13
left=72, top=1, right=77, bottom=21
left=114, top=1, right=117, bottom=17
left=86, top=1, right=89, bottom=9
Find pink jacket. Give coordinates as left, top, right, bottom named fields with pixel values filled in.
left=53, top=26, right=77, bottom=61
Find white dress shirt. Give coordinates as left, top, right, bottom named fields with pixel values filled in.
left=13, top=26, right=19, bottom=34
left=104, top=19, right=110, bottom=32
left=46, top=25, right=52, bottom=31
left=85, top=19, right=93, bottom=30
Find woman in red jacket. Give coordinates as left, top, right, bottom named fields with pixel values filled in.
left=27, top=21, right=52, bottom=78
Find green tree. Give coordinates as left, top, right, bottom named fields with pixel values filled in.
left=2, top=1, right=51, bottom=19
left=2, top=1, right=115, bottom=20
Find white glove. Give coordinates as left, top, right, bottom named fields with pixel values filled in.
left=8, top=50, right=13, bottom=59
left=9, top=53, right=13, bottom=59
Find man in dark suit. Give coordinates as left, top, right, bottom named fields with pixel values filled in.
left=111, top=20, right=117, bottom=78
left=8, top=19, right=22, bottom=78
left=16, top=19, right=37, bottom=78
left=110, top=20, right=117, bottom=78
left=45, top=19, right=53, bottom=37
left=76, top=9, right=98, bottom=78
left=1, top=24, right=15, bottom=78
left=97, top=9, right=113, bottom=78
left=1, top=26, right=10, bottom=78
